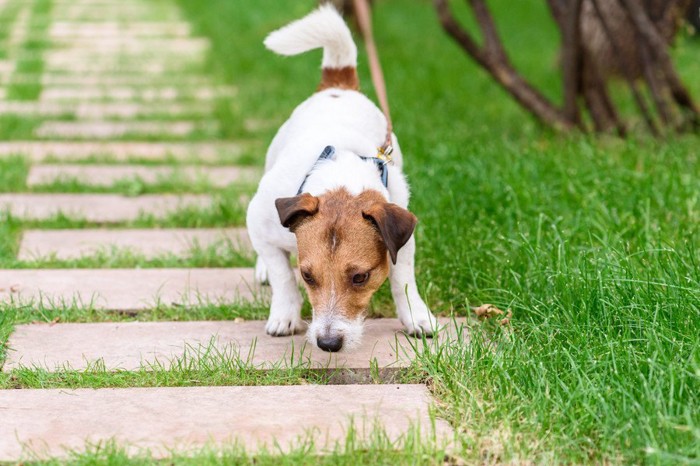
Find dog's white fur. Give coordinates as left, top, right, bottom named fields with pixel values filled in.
left=246, top=5, right=437, bottom=349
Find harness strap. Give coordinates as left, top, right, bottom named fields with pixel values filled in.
left=296, top=145, right=388, bottom=195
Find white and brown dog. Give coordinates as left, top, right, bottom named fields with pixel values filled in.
left=246, top=5, right=437, bottom=352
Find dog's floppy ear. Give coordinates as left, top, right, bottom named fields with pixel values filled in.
left=275, top=193, right=319, bottom=232
left=362, top=202, right=417, bottom=265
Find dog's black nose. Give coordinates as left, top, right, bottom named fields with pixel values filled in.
left=317, top=335, right=343, bottom=352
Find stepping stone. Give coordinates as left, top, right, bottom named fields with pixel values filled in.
left=34, top=121, right=218, bottom=139
left=48, top=38, right=208, bottom=53
left=18, top=227, right=252, bottom=260
left=0, top=193, right=211, bottom=222
left=40, top=86, right=235, bottom=101
left=26, top=165, right=259, bottom=188
left=0, top=101, right=215, bottom=118
left=0, top=141, right=246, bottom=162
left=35, top=74, right=213, bottom=87
left=49, top=22, right=192, bottom=37
left=2, top=318, right=465, bottom=373
left=44, top=54, right=206, bottom=69
left=45, top=62, right=203, bottom=74
left=0, top=385, right=451, bottom=460
left=0, top=268, right=258, bottom=311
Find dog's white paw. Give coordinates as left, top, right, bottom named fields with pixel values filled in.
left=265, top=315, right=307, bottom=336
left=255, top=257, right=269, bottom=285
left=399, top=306, right=439, bottom=337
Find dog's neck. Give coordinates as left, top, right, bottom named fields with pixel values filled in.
left=299, top=147, right=390, bottom=200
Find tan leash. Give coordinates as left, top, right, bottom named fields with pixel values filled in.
left=352, top=0, right=394, bottom=161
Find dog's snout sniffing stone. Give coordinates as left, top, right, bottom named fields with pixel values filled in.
left=317, top=335, right=343, bottom=352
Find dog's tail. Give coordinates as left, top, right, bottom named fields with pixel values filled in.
left=264, top=5, right=359, bottom=91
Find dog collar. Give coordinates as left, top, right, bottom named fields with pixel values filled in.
left=296, top=145, right=389, bottom=195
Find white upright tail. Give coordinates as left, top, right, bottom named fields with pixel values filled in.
left=264, top=5, right=357, bottom=69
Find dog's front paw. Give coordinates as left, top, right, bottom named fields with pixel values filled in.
left=255, top=257, right=269, bottom=285
left=399, top=305, right=439, bottom=338
left=265, top=315, right=307, bottom=336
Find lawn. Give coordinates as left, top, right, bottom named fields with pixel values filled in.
left=177, top=0, right=699, bottom=462
left=1, top=0, right=698, bottom=463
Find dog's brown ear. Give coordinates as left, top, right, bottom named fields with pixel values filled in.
left=275, top=193, right=319, bottom=232
left=362, top=203, right=417, bottom=265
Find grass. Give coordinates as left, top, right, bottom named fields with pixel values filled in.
left=175, top=0, right=699, bottom=462
left=0, top=0, right=698, bottom=463
left=5, top=0, right=52, bottom=100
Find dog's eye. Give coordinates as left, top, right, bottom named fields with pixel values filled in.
left=301, top=271, right=316, bottom=285
left=351, top=272, right=370, bottom=286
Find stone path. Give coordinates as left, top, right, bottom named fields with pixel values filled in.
left=0, top=101, right=217, bottom=118
left=0, top=268, right=259, bottom=310
left=0, top=0, right=456, bottom=460
left=0, top=385, right=451, bottom=460
left=18, top=227, right=251, bottom=260
left=0, top=193, right=212, bottom=222
left=26, top=165, right=259, bottom=187
left=3, top=318, right=465, bottom=373
left=0, top=141, right=246, bottom=162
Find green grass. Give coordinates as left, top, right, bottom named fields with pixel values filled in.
left=173, top=0, right=700, bottom=462
left=0, top=0, right=698, bottom=462
left=5, top=0, right=52, bottom=100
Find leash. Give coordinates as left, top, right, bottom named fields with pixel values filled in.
left=352, top=0, right=394, bottom=162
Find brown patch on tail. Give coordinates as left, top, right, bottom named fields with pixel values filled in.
left=318, top=66, right=359, bottom=91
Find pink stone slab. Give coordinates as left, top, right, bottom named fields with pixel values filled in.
left=0, top=194, right=212, bottom=222
left=39, top=86, right=233, bottom=101
left=0, top=141, right=245, bottom=162
left=50, top=22, right=192, bottom=37
left=0, top=268, right=259, bottom=311
left=48, top=37, right=208, bottom=52
left=38, top=75, right=212, bottom=86
left=18, top=228, right=252, bottom=260
left=26, top=165, right=259, bottom=188
left=34, top=121, right=217, bottom=139
left=0, top=385, right=451, bottom=460
left=0, top=101, right=215, bottom=118
left=2, top=318, right=466, bottom=372
left=45, top=61, right=202, bottom=74
left=49, top=21, right=191, bottom=36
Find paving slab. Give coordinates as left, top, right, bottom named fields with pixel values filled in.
left=3, top=318, right=465, bottom=372
left=34, top=121, right=218, bottom=139
left=50, top=22, right=192, bottom=37
left=48, top=37, right=208, bottom=52
left=0, top=384, right=451, bottom=460
left=40, top=86, right=235, bottom=101
left=0, top=101, right=215, bottom=118
left=44, top=61, right=203, bottom=74
left=35, top=74, right=213, bottom=86
left=18, top=227, right=252, bottom=260
left=26, top=165, right=259, bottom=188
left=0, top=193, right=212, bottom=222
left=0, top=268, right=259, bottom=311
left=0, top=141, right=245, bottom=162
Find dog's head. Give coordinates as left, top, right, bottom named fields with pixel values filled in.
left=275, top=188, right=417, bottom=352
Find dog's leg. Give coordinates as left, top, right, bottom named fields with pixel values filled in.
left=258, top=246, right=306, bottom=336
left=254, top=257, right=269, bottom=285
left=389, top=235, right=438, bottom=336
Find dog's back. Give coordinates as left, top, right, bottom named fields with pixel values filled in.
left=264, top=5, right=359, bottom=91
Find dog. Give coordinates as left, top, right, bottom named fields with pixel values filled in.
left=246, top=5, right=437, bottom=352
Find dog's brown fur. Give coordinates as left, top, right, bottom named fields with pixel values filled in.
left=276, top=188, right=416, bottom=321
left=318, top=66, right=359, bottom=91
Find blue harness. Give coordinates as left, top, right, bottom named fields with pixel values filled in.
left=296, top=145, right=389, bottom=196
